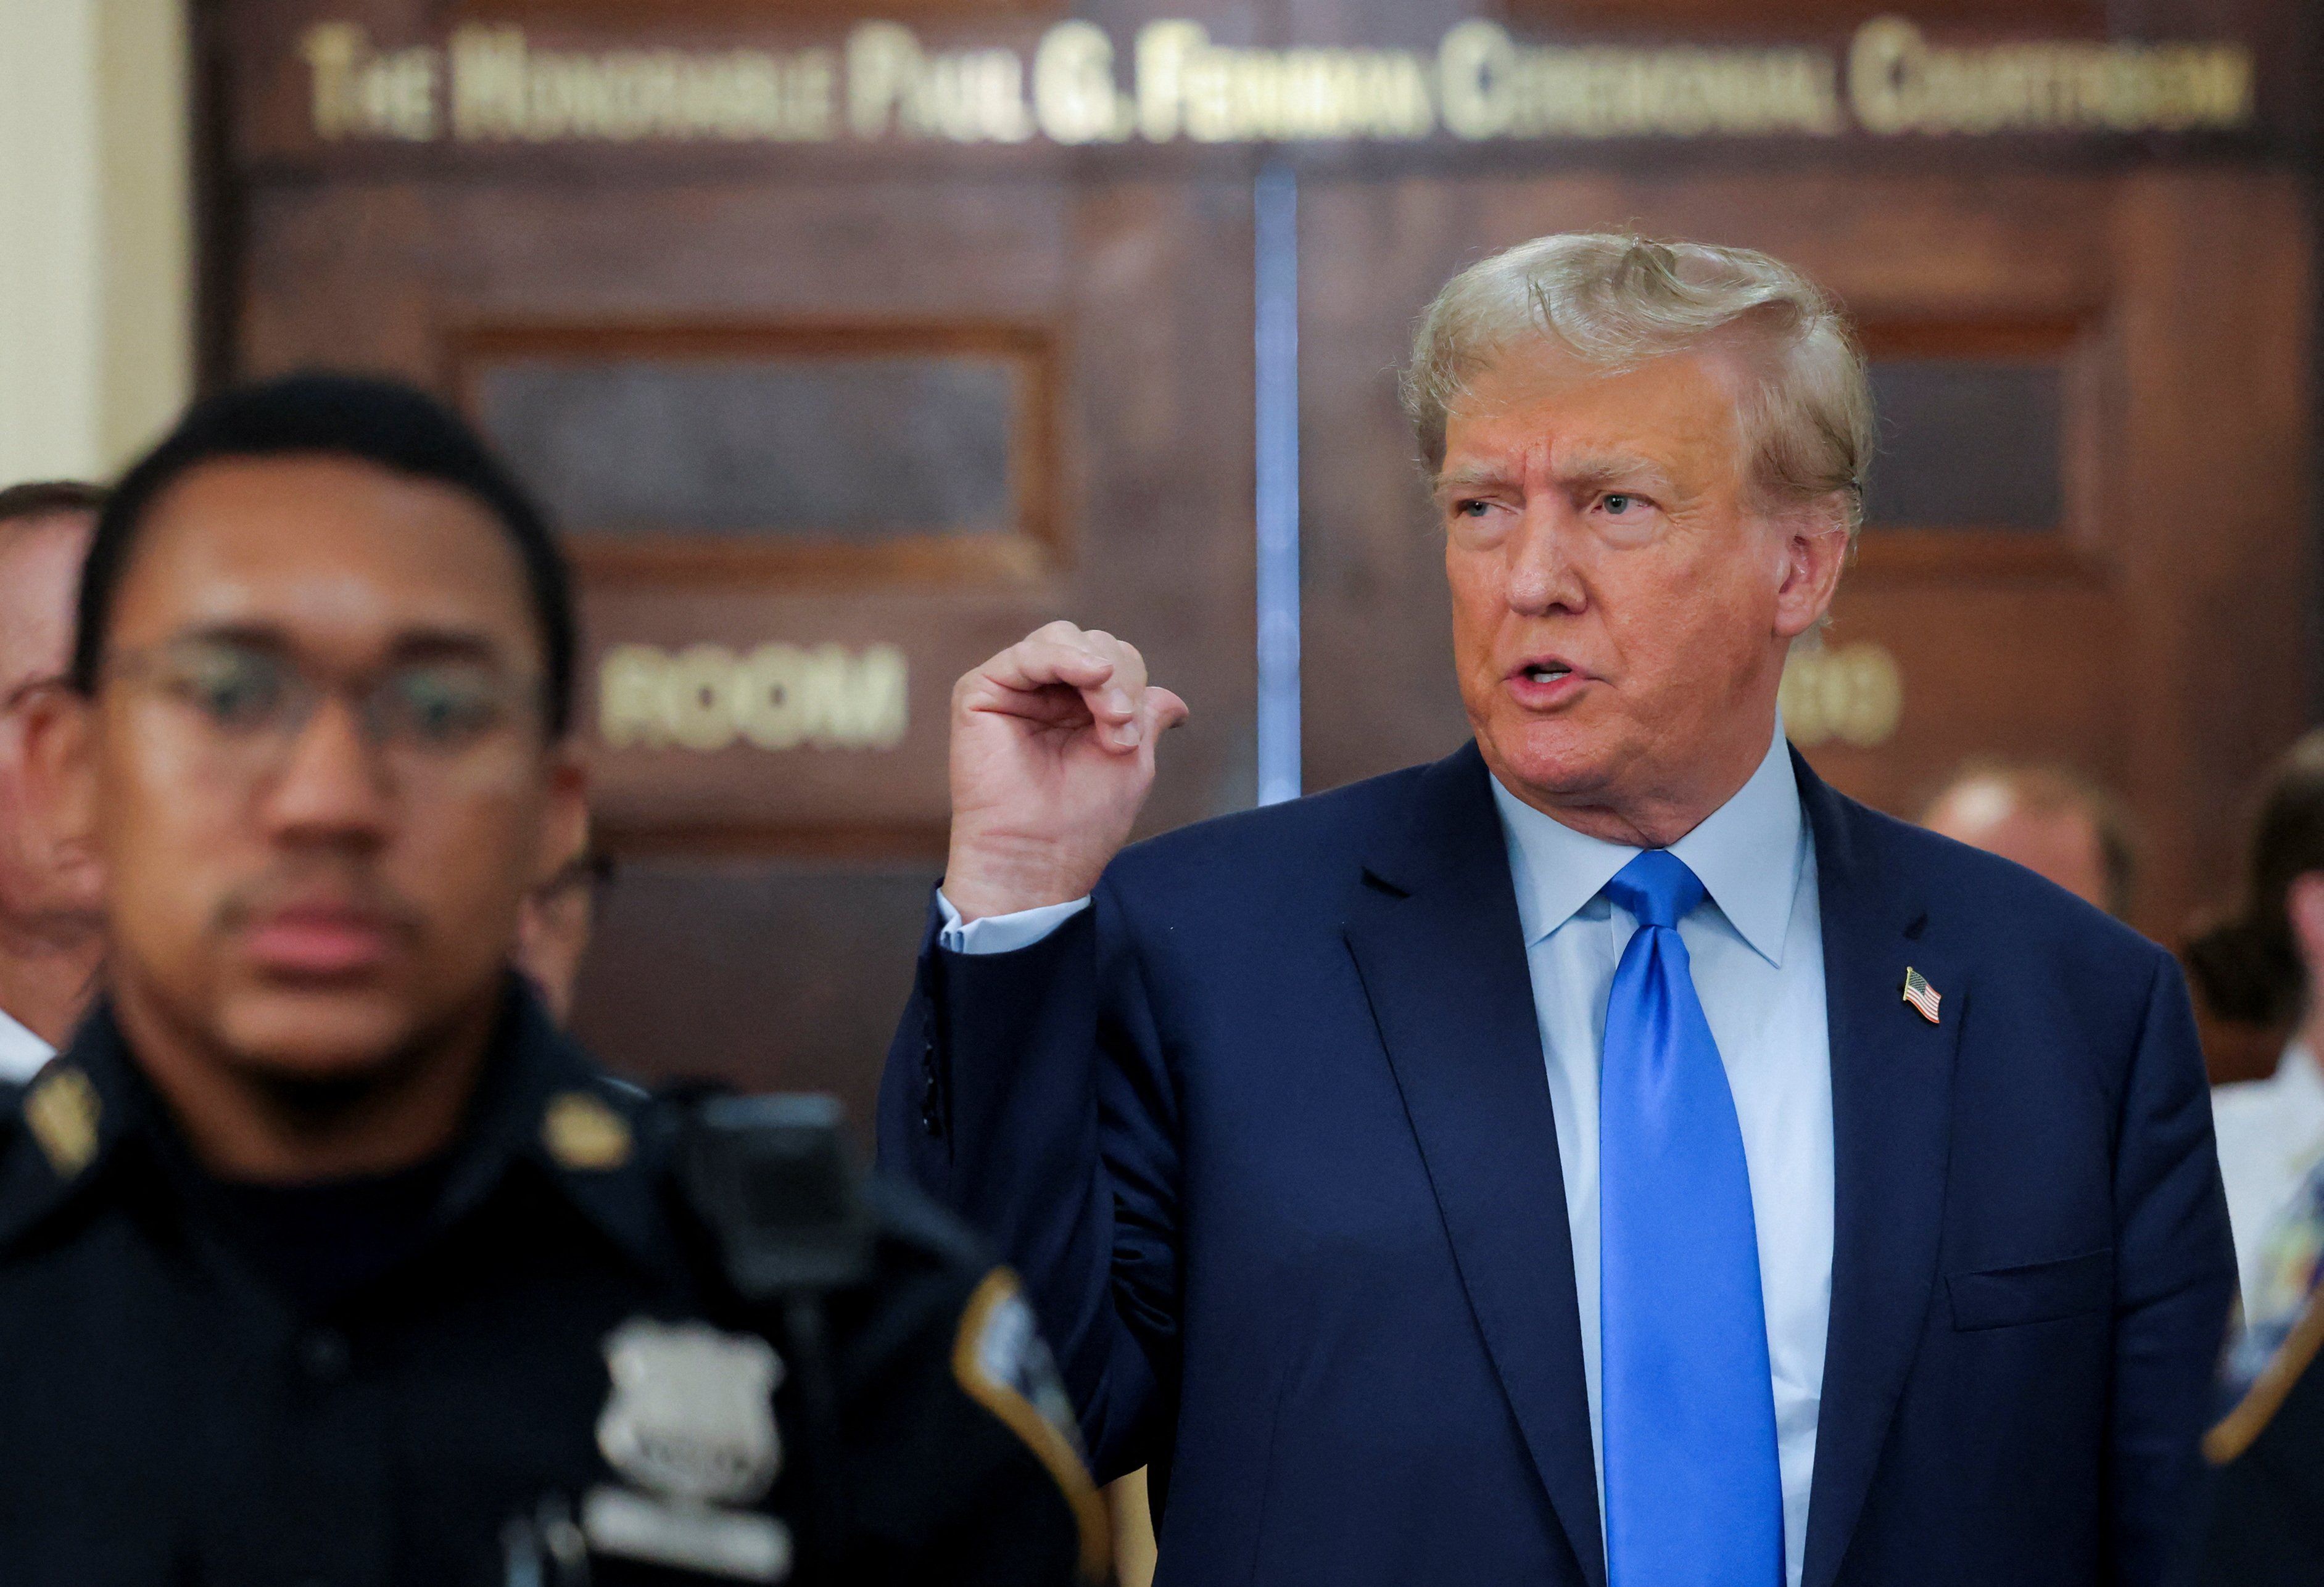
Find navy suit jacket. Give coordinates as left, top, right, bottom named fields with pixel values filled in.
left=878, top=744, right=2235, bottom=1586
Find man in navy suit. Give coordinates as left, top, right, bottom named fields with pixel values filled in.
left=879, top=234, right=2235, bottom=1586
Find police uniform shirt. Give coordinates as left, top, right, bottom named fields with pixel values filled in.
left=0, top=981, right=1104, bottom=1587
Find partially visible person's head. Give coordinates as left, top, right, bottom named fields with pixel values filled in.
left=516, top=847, right=611, bottom=1026
left=0, top=482, right=105, bottom=939
left=31, top=373, right=585, bottom=1095
left=1921, top=760, right=2137, bottom=918
left=2186, top=732, right=2324, bottom=1028
left=1402, top=234, right=1869, bottom=842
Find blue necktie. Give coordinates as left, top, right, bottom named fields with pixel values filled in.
left=1600, top=851, right=1783, bottom=1587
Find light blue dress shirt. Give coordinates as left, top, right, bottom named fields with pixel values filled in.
left=1492, top=722, right=1831, bottom=1587
left=940, top=722, right=1833, bottom=1584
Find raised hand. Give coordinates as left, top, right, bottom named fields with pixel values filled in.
left=943, top=622, right=1189, bottom=923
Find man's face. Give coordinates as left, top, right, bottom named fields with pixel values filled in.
left=80, top=456, right=583, bottom=1079
left=1923, top=780, right=2112, bottom=913
left=1436, top=342, right=1841, bottom=835
left=0, top=516, right=101, bottom=930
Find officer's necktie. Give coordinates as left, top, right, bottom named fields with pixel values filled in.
left=1600, top=850, right=1783, bottom=1587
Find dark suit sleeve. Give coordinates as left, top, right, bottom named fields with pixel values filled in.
left=875, top=889, right=1179, bottom=1483
left=2106, top=948, right=2236, bottom=1586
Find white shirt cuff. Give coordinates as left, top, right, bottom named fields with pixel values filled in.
left=936, top=891, right=1091, bottom=955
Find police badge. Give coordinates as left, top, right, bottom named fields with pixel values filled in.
left=598, top=1319, right=783, bottom=1504
left=584, top=1318, right=793, bottom=1582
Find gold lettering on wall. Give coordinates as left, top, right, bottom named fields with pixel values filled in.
left=846, top=22, right=1036, bottom=142
left=1780, top=642, right=1904, bottom=749
left=1133, top=21, right=1437, bottom=143
left=1848, top=16, right=2251, bottom=135
left=599, top=643, right=909, bottom=754
left=303, top=23, right=440, bottom=141
left=298, top=16, right=2256, bottom=149
left=1437, top=22, right=1842, bottom=139
left=450, top=25, right=838, bottom=142
left=308, top=24, right=837, bottom=143
left=1033, top=20, right=1136, bottom=144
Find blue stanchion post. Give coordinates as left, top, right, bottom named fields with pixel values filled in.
left=1253, top=161, right=1301, bottom=807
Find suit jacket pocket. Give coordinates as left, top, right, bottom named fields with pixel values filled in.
left=1946, top=1248, right=2114, bottom=1332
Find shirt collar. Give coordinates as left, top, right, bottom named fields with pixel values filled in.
left=1490, top=718, right=1805, bottom=967
left=0, top=1007, right=52, bottom=1085
left=2273, top=1041, right=2324, bottom=1119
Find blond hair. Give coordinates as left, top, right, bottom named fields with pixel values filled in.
left=1400, top=233, right=1872, bottom=535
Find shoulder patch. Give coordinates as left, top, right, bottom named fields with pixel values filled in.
left=952, top=1269, right=1110, bottom=1583
left=24, top=1067, right=99, bottom=1179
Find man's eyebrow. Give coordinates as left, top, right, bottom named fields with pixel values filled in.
left=384, top=629, right=516, bottom=667
left=1432, top=464, right=1515, bottom=496
left=1433, top=452, right=1679, bottom=498
left=1557, top=451, right=1675, bottom=491
left=168, top=621, right=294, bottom=653
left=165, top=623, right=515, bottom=667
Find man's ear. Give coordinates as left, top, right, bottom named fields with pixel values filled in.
left=20, top=685, right=100, bottom=872
left=534, top=746, right=591, bottom=892
left=1771, top=497, right=1852, bottom=641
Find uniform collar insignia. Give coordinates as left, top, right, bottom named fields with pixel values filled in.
left=407, top=979, right=666, bottom=1274
left=24, top=1065, right=101, bottom=1179
left=0, top=1007, right=149, bottom=1253
left=543, top=1090, right=634, bottom=1172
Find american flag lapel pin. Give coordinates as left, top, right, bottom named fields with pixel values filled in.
left=1901, top=967, right=1941, bottom=1025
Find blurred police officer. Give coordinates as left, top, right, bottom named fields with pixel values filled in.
left=2184, top=734, right=2324, bottom=1583
left=1, top=374, right=1104, bottom=1587
left=2196, top=1247, right=2324, bottom=1581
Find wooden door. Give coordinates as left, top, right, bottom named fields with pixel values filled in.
left=205, top=0, right=2313, bottom=1114
left=210, top=0, right=1282, bottom=1126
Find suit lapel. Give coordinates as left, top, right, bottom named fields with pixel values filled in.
left=1342, top=744, right=1607, bottom=1587
left=1795, top=754, right=1963, bottom=1587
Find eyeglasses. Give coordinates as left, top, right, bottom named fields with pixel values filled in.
left=0, top=668, right=75, bottom=717
left=102, top=637, right=547, bottom=780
